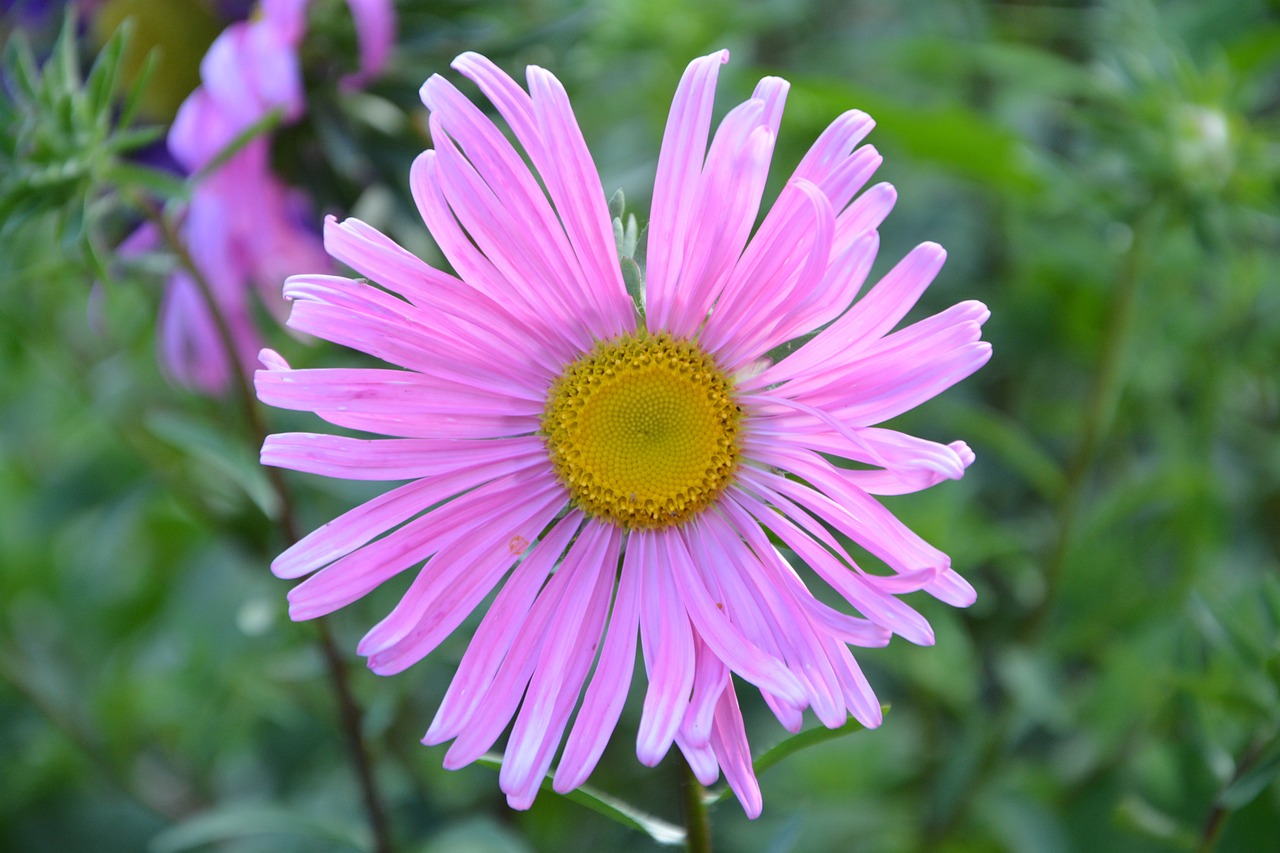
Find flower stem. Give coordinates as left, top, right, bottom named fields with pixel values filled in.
left=1197, top=731, right=1276, bottom=853
left=136, top=196, right=394, bottom=853
left=679, top=754, right=712, bottom=853
left=1026, top=207, right=1159, bottom=639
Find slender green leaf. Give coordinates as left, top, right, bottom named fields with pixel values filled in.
left=103, top=162, right=189, bottom=200
left=190, top=108, right=285, bottom=184
left=1221, top=737, right=1280, bottom=810
left=705, top=710, right=882, bottom=805
left=475, top=753, right=685, bottom=846
left=145, top=411, right=279, bottom=518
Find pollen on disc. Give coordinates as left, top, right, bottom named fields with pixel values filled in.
left=541, top=332, right=742, bottom=529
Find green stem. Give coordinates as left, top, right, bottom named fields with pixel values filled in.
left=1026, top=208, right=1159, bottom=639
left=680, top=755, right=712, bottom=853
left=136, top=196, right=394, bottom=853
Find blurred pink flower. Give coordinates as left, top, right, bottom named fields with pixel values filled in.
left=149, top=0, right=395, bottom=393
left=257, top=50, right=990, bottom=816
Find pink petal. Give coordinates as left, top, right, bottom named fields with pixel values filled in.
left=553, top=525, right=646, bottom=793
left=636, top=531, right=696, bottom=766
left=665, top=529, right=807, bottom=706
left=425, top=512, right=583, bottom=745
left=358, top=479, right=566, bottom=673
left=339, top=0, right=396, bottom=91
left=646, top=50, right=730, bottom=330
left=710, top=681, right=762, bottom=819
left=501, top=523, right=620, bottom=807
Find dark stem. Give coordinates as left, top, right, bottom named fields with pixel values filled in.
left=316, top=618, right=394, bottom=853
left=1197, top=732, right=1274, bottom=853
left=136, top=196, right=393, bottom=853
left=679, top=754, right=712, bottom=853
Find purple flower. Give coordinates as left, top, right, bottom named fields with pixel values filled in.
left=257, top=50, right=991, bottom=815
left=141, top=0, right=395, bottom=393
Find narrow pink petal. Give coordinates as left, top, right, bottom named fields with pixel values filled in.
left=828, top=342, right=993, bottom=425
left=288, top=471, right=559, bottom=621
left=339, top=0, right=396, bottom=91
left=745, top=456, right=949, bottom=589
left=924, top=568, right=978, bottom=608
left=793, top=109, right=875, bottom=185
left=710, top=681, right=762, bottom=819
left=358, top=473, right=563, bottom=653
left=833, top=181, right=897, bottom=250
left=358, top=483, right=566, bottom=673
left=407, top=152, right=581, bottom=363
left=750, top=545, right=893, bottom=649
left=429, top=115, right=598, bottom=349
left=501, top=523, right=620, bottom=806
left=420, top=74, right=626, bottom=339
left=322, top=216, right=518, bottom=333
left=665, top=529, right=807, bottom=706
left=257, top=366, right=542, bottom=418
left=665, top=105, right=775, bottom=339
left=678, top=635, right=730, bottom=751
left=700, top=179, right=836, bottom=368
left=553, top=527, right=646, bottom=793
left=828, top=640, right=884, bottom=728
left=676, top=731, right=721, bottom=786
left=425, top=512, right=583, bottom=745
left=657, top=78, right=785, bottom=330
left=282, top=275, right=546, bottom=397
left=407, top=152, right=513, bottom=303
left=449, top=53, right=540, bottom=150
left=527, top=65, right=634, bottom=336
left=636, top=531, right=696, bottom=766
left=687, top=514, right=808, bottom=731
left=725, top=488, right=935, bottom=645
left=260, top=433, right=545, bottom=480
left=692, top=514, right=844, bottom=727
left=646, top=50, right=730, bottom=330
left=751, top=241, right=946, bottom=388
left=441, top=519, right=586, bottom=769
left=271, top=478, right=442, bottom=580
left=781, top=300, right=991, bottom=404
left=257, top=364, right=542, bottom=440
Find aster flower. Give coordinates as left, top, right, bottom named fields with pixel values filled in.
left=142, top=0, right=396, bottom=393
left=257, top=50, right=991, bottom=816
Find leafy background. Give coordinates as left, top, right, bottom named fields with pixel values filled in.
left=2, top=0, right=1278, bottom=851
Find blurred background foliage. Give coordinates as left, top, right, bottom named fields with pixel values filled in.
left=2, top=0, right=1279, bottom=851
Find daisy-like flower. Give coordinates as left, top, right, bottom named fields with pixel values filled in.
left=258, top=50, right=991, bottom=817
left=138, top=0, right=396, bottom=393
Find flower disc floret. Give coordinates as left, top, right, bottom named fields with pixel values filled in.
left=541, top=332, right=741, bottom=529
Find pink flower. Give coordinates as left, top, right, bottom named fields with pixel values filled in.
left=151, top=0, right=395, bottom=393
left=257, top=50, right=991, bottom=816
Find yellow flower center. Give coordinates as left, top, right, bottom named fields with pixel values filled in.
left=541, top=332, right=742, bottom=529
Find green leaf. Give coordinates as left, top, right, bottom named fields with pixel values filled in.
left=751, top=710, right=878, bottom=777
left=608, top=188, right=626, bottom=220
left=621, top=256, right=644, bottom=315
left=148, top=804, right=369, bottom=853
left=85, top=18, right=130, bottom=124
left=705, top=710, right=881, bottom=805
left=144, top=411, right=279, bottom=519
left=118, top=44, right=160, bottom=132
left=190, top=107, right=285, bottom=185
left=1221, top=737, right=1280, bottom=810
left=474, top=753, right=685, bottom=846
left=103, top=161, right=189, bottom=200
